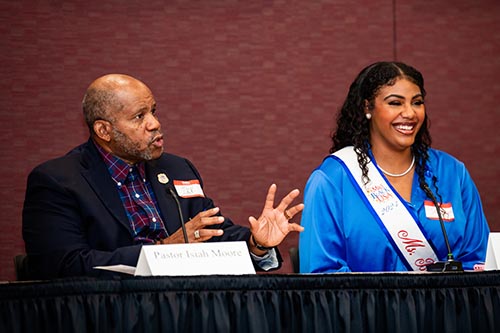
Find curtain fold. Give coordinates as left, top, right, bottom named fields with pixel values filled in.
left=1, top=272, right=499, bottom=333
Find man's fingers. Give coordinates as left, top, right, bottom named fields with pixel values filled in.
left=264, top=184, right=301, bottom=212
left=190, top=208, right=225, bottom=242
left=194, top=228, right=224, bottom=241
left=248, top=216, right=258, bottom=229
left=277, top=188, right=301, bottom=212
left=284, top=203, right=305, bottom=219
left=196, top=207, right=223, bottom=225
left=195, top=215, right=224, bottom=227
left=288, top=222, right=304, bottom=233
left=198, top=207, right=220, bottom=218
left=262, top=184, right=277, bottom=210
left=186, top=207, right=225, bottom=231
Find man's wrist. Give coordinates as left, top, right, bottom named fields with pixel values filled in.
left=251, top=234, right=273, bottom=251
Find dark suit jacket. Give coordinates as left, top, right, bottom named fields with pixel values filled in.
left=22, top=139, right=272, bottom=279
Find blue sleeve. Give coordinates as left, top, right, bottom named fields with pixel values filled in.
left=455, top=166, right=490, bottom=269
left=299, top=166, right=351, bottom=273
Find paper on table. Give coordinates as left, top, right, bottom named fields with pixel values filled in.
left=94, top=264, right=136, bottom=275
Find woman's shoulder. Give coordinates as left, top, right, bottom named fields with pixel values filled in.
left=427, top=148, right=465, bottom=167
left=319, top=153, right=350, bottom=171
left=426, top=148, right=468, bottom=179
left=306, top=153, right=350, bottom=185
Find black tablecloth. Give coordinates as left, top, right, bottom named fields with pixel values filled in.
left=1, top=271, right=499, bottom=333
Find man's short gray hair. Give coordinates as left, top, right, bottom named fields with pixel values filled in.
left=82, top=87, right=121, bottom=133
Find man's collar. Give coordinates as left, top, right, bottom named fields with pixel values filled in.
left=94, top=141, right=147, bottom=184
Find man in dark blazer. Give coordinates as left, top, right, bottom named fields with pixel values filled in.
left=22, top=74, right=304, bottom=280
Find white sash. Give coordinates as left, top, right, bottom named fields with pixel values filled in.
left=333, top=147, right=439, bottom=271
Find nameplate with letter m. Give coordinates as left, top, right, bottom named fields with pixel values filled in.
left=134, top=241, right=256, bottom=276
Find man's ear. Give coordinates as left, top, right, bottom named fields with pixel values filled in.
left=93, top=120, right=112, bottom=142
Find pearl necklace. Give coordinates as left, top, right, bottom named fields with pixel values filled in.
left=378, top=156, right=415, bottom=177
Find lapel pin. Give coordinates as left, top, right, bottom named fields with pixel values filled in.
left=157, top=173, right=169, bottom=184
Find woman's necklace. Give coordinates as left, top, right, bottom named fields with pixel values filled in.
left=378, top=155, right=415, bottom=177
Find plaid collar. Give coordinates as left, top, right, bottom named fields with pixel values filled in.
left=94, top=141, right=147, bottom=184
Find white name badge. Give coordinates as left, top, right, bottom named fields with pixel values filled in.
left=424, top=201, right=455, bottom=221
left=485, top=233, right=500, bottom=270
left=174, top=180, right=205, bottom=198
left=134, top=241, right=256, bottom=276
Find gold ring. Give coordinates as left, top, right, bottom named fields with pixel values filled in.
left=194, top=230, right=201, bottom=239
left=284, top=210, right=291, bottom=220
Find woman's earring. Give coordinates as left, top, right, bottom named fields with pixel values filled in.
left=365, top=113, right=372, bottom=120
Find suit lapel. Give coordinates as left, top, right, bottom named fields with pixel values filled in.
left=146, top=161, right=182, bottom=235
left=80, top=140, right=131, bottom=233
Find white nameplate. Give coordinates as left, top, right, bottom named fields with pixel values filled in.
left=134, top=241, right=256, bottom=276
left=485, top=233, right=500, bottom=270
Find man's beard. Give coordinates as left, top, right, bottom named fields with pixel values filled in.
left=111, top=127, right=161, bottom=162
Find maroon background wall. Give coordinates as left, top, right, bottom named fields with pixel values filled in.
left=1, top=0, right=499, bottom=281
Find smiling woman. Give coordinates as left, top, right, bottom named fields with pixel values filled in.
left=367, top=78, right=425, bottom=201
left=299, top=61, right=490, bottom=273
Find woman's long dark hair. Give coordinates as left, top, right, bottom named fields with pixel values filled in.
left=330, top=61, right=439, bottom=196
